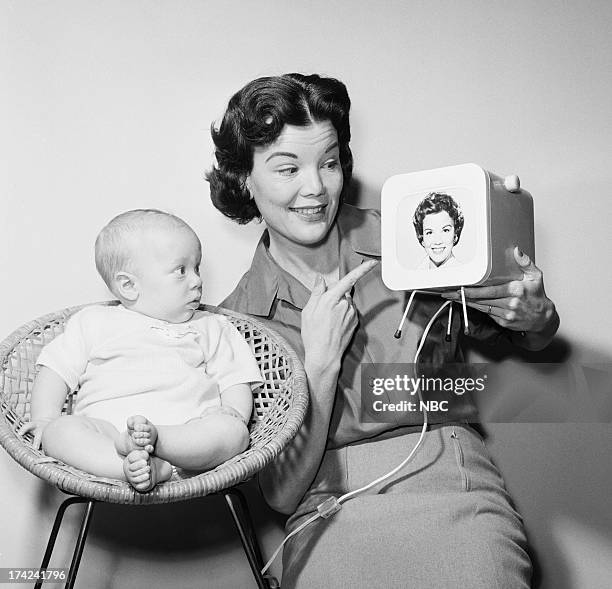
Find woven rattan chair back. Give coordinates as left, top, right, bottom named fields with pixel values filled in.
left=0, top=302, right=308, bottom=504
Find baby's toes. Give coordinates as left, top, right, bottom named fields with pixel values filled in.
left=126, top=450, right=149, bottom=470
left=130, top=420, right=158, bottom=450
left=132, top=431, right=155, bottom=452
left=130, top=470, right=150, bottom=483
left=127, top=415, right=148, bottom=432
left=132, top=429, right=150, bottom=442
left=123, top=450, right=153, bottom=492
left=130, top=461, right=150, bottom=477
left=131, top=473, right=153, bottom=491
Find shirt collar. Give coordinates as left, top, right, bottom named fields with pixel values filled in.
left=336, top=203, right=380, bottom=257
left=243, top=204, right=380, bottom=316
left=240, top=231, right=281, bottom=316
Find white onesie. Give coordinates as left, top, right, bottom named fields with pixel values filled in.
left=36, top=305, right=263, bottom=431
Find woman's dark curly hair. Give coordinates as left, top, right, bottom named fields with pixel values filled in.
left=207, top=73, right=353, bottom=224
left=412, top=192, right=464, bottom=244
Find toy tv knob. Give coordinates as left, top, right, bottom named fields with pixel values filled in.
left=504, top=174, right=521, bottom=193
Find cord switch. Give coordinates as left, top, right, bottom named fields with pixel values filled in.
left=317, top=497, right=342, bottom=519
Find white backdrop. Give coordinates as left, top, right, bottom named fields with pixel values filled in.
left=2, top=2, right=611, bottom=587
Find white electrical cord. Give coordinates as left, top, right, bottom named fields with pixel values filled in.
left=261, top=297, right=454, bottom=575
left=460, top=286, right=469, bottom=335
left=393, top=290, right=419, bottom=339
left=446, top=302, right=453, bottom=341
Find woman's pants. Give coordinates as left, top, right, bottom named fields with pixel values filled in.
left=281, top=423, right=532, bottom=589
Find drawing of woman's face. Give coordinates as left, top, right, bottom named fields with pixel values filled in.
left=421, top=211, right=457, bottom=267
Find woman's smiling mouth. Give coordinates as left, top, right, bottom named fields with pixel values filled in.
left=289, top=204, right=328, bottom=220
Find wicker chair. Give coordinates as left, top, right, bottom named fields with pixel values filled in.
left=0, top=302, right=308, bottom=589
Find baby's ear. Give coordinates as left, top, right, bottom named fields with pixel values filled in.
left=115, top=271, right=138, bottom=301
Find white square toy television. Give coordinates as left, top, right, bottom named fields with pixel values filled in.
left=381, top=163, right=534, bottom=292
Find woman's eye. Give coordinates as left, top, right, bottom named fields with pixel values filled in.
left=277, top=166, right=298, bottom=176
left=322, top=159, right=339, bottom=170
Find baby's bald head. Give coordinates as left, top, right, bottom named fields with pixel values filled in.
left=95, top=209, right=198, bottom=296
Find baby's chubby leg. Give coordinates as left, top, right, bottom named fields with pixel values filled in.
left=153, top=406, right=250, bottom=471
left=41, top=415, right=129, bottom=480
left=42, top=415, right=172, bottom=491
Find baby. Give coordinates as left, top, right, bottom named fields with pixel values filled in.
left=412, top=192, right=464, bottom=269
left=21, top=209, right=262, bottom=492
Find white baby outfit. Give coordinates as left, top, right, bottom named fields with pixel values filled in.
left=37, top=305, right=263, bottom=431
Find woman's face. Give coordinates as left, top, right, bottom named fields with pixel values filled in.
left=421, top=210, right=457, bottom=266
left=246, top=120, right=343, bottom=248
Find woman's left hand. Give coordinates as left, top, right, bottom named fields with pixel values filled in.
left=441, top=247, right=559, bottom=340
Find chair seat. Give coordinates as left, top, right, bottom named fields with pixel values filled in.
left=0, top=302, right=308, bottom=504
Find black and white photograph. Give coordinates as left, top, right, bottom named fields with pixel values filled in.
left=2, top=2, right=611, bottom=588
left=412, top=191, right=466, bottom=271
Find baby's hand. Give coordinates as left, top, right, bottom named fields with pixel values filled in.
left=18, top=419, right=53, bottom=450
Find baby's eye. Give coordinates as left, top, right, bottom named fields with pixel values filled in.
left=174, top=266, right=186, bottom=276
left=194, top=264, right=200, bottom=276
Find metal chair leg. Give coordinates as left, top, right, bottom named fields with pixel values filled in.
left=35, top=496, right=95, bottom=589
left=223, top=488, right=276, bottom=589
left=65, top=499, right=95, bottom=589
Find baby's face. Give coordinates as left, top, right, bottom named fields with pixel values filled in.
left=130, top=225, right=203, bottom=323
left=421, top=211, right=456, bottom=267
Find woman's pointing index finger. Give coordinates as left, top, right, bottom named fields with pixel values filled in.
left=327, top=260, right=378, bottom=300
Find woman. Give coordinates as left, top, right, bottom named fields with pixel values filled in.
left=413, top=192, right=464, bottom=269
left=208, top=73, right=559, bottom=588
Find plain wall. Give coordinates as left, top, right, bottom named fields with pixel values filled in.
left=2, top=1, right=611, bottom=587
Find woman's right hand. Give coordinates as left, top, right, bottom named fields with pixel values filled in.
left=301, top=260, right=378, bottom=379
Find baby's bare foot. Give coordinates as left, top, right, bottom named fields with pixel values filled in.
left=123, top=450, right=172, bottom=493
left=115, top=415, right=158, bottom=456
left=127, top=415, right=158, bottom=453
